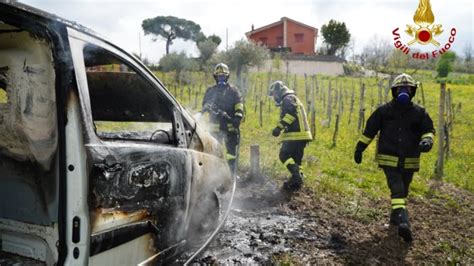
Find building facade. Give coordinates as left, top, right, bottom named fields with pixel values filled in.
left=245, top=17, right=318, bottom=55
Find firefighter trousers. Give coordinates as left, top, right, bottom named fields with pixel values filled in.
left=279, top=140, right=307, bottom=173
left=383, top=168, right=414, bottom=199
left=383, top=168, right=414, bottom=213
left=212, top=130, right=240, bottom=175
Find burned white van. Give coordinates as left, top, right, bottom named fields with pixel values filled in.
left=0, top=1, right=234, bottom=265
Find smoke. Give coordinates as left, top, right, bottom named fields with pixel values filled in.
left=193, top=112, right=203, bottom=122
left=193, top=111, right=214, bottom=133
left=179, top=144, right=236, bottom=264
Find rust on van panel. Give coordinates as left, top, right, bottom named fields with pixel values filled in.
left=91, top=209, right=149, bottom=233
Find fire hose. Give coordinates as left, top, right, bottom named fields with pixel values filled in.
left=183, top=165, right=237, bottom=265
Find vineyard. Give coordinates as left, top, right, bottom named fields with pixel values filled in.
left=160, top=70, right=474, bottom=263
left=159, top=70, right=473, bottom=195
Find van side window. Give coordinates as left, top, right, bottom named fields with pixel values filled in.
left=82, top=44, right=174, bottom=144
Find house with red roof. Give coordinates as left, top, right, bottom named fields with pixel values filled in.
left=245, top=17, right=318, bottom=55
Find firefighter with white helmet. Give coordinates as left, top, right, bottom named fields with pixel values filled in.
left=354, top=73, right=435, bottom=242
left=269, top=80, right=312, bottom=192
left=202, top=63, right=244, bottom=175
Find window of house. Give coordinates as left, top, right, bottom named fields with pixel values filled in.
left=295, top=33, right=304, bottom=43
left=259, top=37, right=268, bottom=45
left=276, top=36, right=283, bottom=47
left=82, top=44, right=174, bottom=144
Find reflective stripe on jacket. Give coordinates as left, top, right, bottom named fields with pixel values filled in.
left=356, top=100, right=434, bottom=171
left=277, top=93, right=312, bottom=141
left=202, top=83, right=243, bottom=133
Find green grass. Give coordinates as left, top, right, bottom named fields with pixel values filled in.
left=0, top=87, right=6, bottom=103
left=154, top=70, right=474, bottom=263
left=434, top=240, right=472, bottom=265
left=95, top=121, right=170, bottom=132
left=157, top=71, right=474, bottom=200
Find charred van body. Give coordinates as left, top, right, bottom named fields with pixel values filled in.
left=0, top=1, right=234, bottom=264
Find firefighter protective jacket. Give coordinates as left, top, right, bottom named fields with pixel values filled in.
left=356, top=100, right=435, bottom=171
left=202, top=84, right=244, bottom=133
left=276, top=92, right=313, bottom=142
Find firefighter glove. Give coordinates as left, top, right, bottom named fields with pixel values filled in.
left=354, top=150, right=363, bottom=164
left=272, top=127, right=281, bottom=137
left=419, top=137, right=433, bottom=152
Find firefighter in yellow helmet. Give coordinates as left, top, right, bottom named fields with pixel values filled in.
left=354, top=73, right=435, bottom=242
left=202, top=63, right=244, bottom=175
left=269, top=81, right=312, bottom=192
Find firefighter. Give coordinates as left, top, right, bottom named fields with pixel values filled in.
left=354, top=73, right=434, bottom=242
left=202, top=63, right=244, bottom=175
left=269, top=81, right=312, bottom=192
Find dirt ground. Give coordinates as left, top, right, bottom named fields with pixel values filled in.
left=190, top=175, right=474, bottom=265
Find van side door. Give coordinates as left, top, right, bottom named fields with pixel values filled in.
left=67, top=28, right=192, bottom=264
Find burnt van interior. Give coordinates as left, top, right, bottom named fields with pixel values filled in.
left=0, top=20, right=59, bottom=264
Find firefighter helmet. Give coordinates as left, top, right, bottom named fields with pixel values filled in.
left=213, top=63, right=230, bottom=84
left=391, top=73, right=417, bottom=89
left=269, top=80, right=292, bottom=105
left=391, top=73, right=417, bottom=99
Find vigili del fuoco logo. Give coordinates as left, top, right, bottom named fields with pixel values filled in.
left=392, top=0, right=457, bottom=60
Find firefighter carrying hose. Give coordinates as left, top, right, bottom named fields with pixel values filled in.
left=202, top=63, right=244, bottom=175
left=269, top=81, right=312, bottom=192
left=354, top=73, right=435, bottom=242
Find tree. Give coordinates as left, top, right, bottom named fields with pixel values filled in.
left=436, top=51, right=456, bottom=78
left=388, top=50, right=409, bottom=73
left=320, top=19, right=351, bottom=56
left=197, top=38, right=219, bottom=71
left=205, top=34, right=222, bottom=46
left=159, top=52, right=198, bottom=82
left=196, top=34, right=222, bottom=71
left=142, top=16, right=202, bottom=55
left=464, top=43, right=472, bottom=62
left=220, top=40, right=269, bottom=89
left=361, top=35, right=392, bottom=74
left=401, top=48, right=436, bottom=72
left=348, top=37, right=357, bottom=63
left=356, top=49, right=369, bottom=67
left=453, top=44, right=474, bottom=73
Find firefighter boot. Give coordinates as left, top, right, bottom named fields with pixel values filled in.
left=283, top=164, right=303, bottom=191
left=398, top=208, right=413, bottom=243
left=297, top=169, right=307, bottom=191
left=390, top=208, right=403, bottom=226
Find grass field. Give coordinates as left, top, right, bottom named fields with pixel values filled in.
left=160, top=70, right=474, bottom=201
left=159, top=70, right=474, bottom=263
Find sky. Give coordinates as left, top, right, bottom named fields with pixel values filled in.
left=21, top=0, right=473, bottom=63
